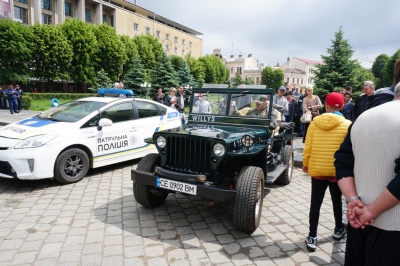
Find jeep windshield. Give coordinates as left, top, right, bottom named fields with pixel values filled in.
left=189, top=89, right=273, bottom=124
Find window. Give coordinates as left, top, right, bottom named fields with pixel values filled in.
left=287, top=77, right=289, bottom=83
left=166, top=34, right=169, bottom=40
left=301, top=79, right=303, bottom=85
left=174, top=47, right=177, bottom=54
left=256, top=77, right=260, bottom=84
left=41, top=0, right=51, bottom=10
left=14, top=7, right=28, bottom=24
left=292, top=78, right=295, bottom=83
left=102, top=14, right=107, bottom=24
left=182, top=49, right=185, bottom=55
left=237, top=67, right=242, bottom=74
left=16, top=0, right=27, bottom=3
left=110, top=15, right=114, bottom=27
left=230, top=67, right=233, bottom=73
left=189, top=41, right=192, bottom=48
left=136, top=102, right=160, bottom=118
left=65, top=2, right=73, bottom=17
left=174, top=36, right=178, bottom=43
left=156, top=30, right=160, bottom=37
left=297, top=78, right=299, bottom=84
left=165, top=44, right=169, bottom=51
left=182, top=39, right=185, bottom=45
left=85, top=8, right=91, bottom=22
left=133, top=23, right=139, bottom=31
left=101, top=103, right=134, bottom=123
left=42, top=14, right=52, bottom=24
left=146, top=27, right=150, bottom=33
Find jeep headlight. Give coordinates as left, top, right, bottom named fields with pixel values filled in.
left=241, top=135, right=254, bottom=147
left=156, top=136, right=166, bottom=148
left=213, top=143, right=225, bottom=156
left=15, top=135, right=58, bottom=149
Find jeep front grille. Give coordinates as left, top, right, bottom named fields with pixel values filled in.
left=165, top=136, right=212, bottom=174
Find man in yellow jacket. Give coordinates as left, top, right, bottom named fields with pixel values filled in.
left=302, top=92, right=352, bottom=252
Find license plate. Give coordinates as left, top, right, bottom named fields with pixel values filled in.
left=156, top=178, right=197, bottom=195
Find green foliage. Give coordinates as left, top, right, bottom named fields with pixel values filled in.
left=314, top=27, right=363, bottom=92
left=169, top=55, right=185, bottom=72
left=26, top=92, right=94, bottom=101
left=124, top=57, right=148, bottom=97
left=232, top=72, right=244, bottom=87
left=92, top=24, right=126, bottom=82
left=133, top=34, right=163, bottom=75
left=0, top=19, right=34, bottom=84
left=31, top=23, right=73, bottom=83
left=176, top=60, right=195, bottom=87
left=260, top=67, right=284, bottom=90
left=150, top=52, right=178, bottom=94
left=372, top=54, right=389, bottom=89
left=119, top=35, right=139, bottom=81
left=244, top=77, right=255, bottom=85
left=198, top=55, right=229, bottom=84
left=92, top=68, right=113, bottom=90
left=21, top=95, right=32, bottom=110
left=185, top=54, right=205, bottom=87
left=59, top=19, right=98, bottom=85
left=383, top=49, right=400, bottom=87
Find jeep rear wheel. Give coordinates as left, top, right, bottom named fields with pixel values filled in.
left=233, top=166, right=264, bottom=234
left=133, top=153, right=168, bottom=208
left=276, top=145, right=293, bottom=185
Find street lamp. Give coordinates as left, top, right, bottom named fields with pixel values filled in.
left=140, top=82, right=151, bottom=98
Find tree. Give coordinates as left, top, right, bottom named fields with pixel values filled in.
left=91, top=68, right=113, bottom=91
left=169, top=55, right=185, bottom=73
left=124, top=57, right=148, bottom=97
left=31, top=23, right=73, bottom=91
left=0, top=19, right=33, bottom=84
left=59, top=19, right=98, bottom=89
left=244, top=77, right=255, bottom=85
left=313, top=27, right=361, bottom=92
left=372, top=54, right=389, bottom=89
left=150, top=52, right=178, bottom=96
left=198, top=55, right=229, bottom=84
left=176, top=60, right=195, bottom=87
left=133, top=34, right=163, bottom=74
left=260, top=67, right=284, bottom=90
left=383, top=49, right=400, bottom=87
left=232, top=72, right=244, bottom=87
left=92, top=24, right=126, bottom=82
left=186, top=54, right=205, bottom=87
left=119, top=35, right=139, bottom=81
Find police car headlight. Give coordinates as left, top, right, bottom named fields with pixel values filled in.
left=213, top=143, right=225, bottom=156
left=241, top=135, right=254, bottom=147
left=15, top=135, right=58, bottom=149
left=156, top=136, right=166, bottom=148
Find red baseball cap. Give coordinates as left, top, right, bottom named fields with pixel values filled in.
left=325, top=92, right=344, bottom=108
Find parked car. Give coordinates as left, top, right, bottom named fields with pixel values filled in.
left=131, top=87, right=295, bottom=234
left=0, top=89, right=181, bottom=184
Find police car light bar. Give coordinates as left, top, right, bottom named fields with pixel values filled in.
left=97, top=88, right=134, bottom=98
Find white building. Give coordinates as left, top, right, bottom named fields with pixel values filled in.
left=280, top=57, right=323, bottom=91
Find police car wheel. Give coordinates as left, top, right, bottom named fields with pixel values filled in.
left=54, top=148, right=90, bottom=184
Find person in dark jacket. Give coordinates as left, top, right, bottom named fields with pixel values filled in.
left=354, top=81, right=374, bottom=119
left=341, top=92, right=355, bottom=122
left=284, top=92, right=298, bottom=122
left=15, top=85, right=23, bottom=112
left=5, top=85, right=18, bottom=114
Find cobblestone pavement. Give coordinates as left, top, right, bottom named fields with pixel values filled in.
left=0, top=159, right=346, bottom=266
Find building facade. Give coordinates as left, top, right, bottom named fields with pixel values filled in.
left=280, top=57, right=322, bottom=90
left=213, top=49, right=264, bottom=85
left=3, top=0, right=203, bottom=59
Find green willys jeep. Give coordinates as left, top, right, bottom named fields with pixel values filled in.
left=131, top=86, right=295, bottom=234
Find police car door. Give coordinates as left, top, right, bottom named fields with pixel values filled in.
left=94, top=101, right=137, bottom=166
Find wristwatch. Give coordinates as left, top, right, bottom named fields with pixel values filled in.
left=346, top=195, right=360, bottom=204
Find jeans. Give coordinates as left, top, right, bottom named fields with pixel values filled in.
left=8, top=99, right=18, bottom=114
left=179, top=109, right=186, bottom=126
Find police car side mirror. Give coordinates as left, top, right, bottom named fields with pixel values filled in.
left=97, top=118, right=113, bottom=131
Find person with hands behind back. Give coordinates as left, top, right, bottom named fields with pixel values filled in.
left=334, top=82, right=400, bottom=266
left=302, top=92, right=351, bottom=252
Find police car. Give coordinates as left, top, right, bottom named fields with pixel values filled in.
left=0, top=89, right=181, bottom=184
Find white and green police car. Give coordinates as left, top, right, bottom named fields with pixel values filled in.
left=0, top=90, right=181, bottom=184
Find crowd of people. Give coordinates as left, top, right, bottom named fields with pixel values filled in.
left=152, top=86, right=187, bottom=126
left=301, top=58, right=400, bottom=266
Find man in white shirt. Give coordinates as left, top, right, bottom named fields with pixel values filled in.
left=195, top=94, right=212, bottom=114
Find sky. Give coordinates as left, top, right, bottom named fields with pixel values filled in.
left=132, top=0, right=400, bottom=68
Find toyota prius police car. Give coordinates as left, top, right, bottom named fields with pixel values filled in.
left=0, top=89, right=181, bottom=184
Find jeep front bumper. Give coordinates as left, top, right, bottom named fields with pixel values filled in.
left=131, top=169, right=237, bottom=202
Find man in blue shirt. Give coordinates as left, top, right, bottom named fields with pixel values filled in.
left=5, top=85, right=19, bottom=114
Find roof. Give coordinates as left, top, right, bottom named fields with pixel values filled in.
left=293, top=57, right=323, bottom=65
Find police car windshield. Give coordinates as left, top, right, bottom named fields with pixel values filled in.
left=39, top=101, right=107, bottom=122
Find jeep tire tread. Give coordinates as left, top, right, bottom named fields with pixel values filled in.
left=276, top=145, right=293, bottom=185
left=133, top=153, right=168, bottom=208
left=233, top=166, right=264, bottom=234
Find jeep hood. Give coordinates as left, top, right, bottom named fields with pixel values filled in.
left=183, top=123, right=268, bottom=140
left=0, top=118, right=65, bottom=139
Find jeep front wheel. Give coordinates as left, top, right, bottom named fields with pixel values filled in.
left=276, top=145, right=293, bottom=185
left=233, top=166, right=265, bottom=234
left=133, top=153, right=168, bottom=208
